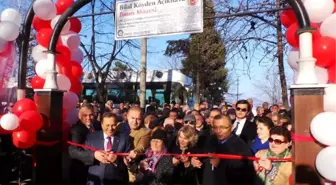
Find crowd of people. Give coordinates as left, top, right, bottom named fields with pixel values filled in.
left=68, top=99, right=293, bottom=185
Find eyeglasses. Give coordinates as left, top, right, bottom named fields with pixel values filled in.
left=236, top=107, right=248, bottom=112
left=213, top=125, right=232, bottom=130
left=184, top=121, right=195, bottom=125
left=268, top=138, right=287, bottom=145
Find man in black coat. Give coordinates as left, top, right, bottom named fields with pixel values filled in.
left=192, top=114, right=259, bottom=185
left=232, top=100, right=257, bottom=147
left=68, top=105, right=101, bottom=185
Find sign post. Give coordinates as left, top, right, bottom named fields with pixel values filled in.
left=115, top=0, right=203, bottom=40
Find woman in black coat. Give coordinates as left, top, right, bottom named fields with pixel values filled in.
left=169, top=125, right=199, bottom=185
left=135, top=128, right=174, bottom=185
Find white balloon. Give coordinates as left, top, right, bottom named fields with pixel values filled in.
left=32, top=45, right=48, bottom=62
left=287, top=48, right=299, bottom=71
left=65, top=108, right=79, bottom=125
left=63, top=91, right=79, bottom=111
left=35, top=59, right=60, bottom=79
left=1, top=8, right=22, bottom=26
left=0, top=38, right=8, bottom=53
left=61, top=32, right=80, bottom=51
left=294, top=67, right=328, bottom=84
left=316, top=146, right=336, bottom=181
left=324, top=85, right=336, bottom=112
left=71, top=48, right=84, bottom=63
left=311, top=112, right=336, bottom=146
left=315, top=66, right=329, bottom=84
left=51, top=15, right=71, bottom=35
left=0, top=21, right=20, bottom=41
left=33, top=0, right=57, bottom=21
left=304, top=0, right=334, bottom=23
left=0, top=113, right=19, bottom=131
left=320, top=13, right=336, bottom=39
left=57, top=74, right=71, bottom=91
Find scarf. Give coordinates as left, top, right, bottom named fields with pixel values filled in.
left=257, top=148, right=290, bottom=185
left=145, top=147, right=167, bottom=173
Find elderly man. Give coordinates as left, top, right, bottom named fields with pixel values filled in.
left=68, top=105, right=102, bottom=185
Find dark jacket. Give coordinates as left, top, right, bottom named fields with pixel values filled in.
left=85, top=131, right=132, bottom=185
left=68, top=121, right=101, bottom=185
left=170, top=145, right=198, bottom=185
left=233, top=119, right=257, bottom=147
left=139, top=156, right=174, bottom=185
left=211, top=134, right=257, bottom=185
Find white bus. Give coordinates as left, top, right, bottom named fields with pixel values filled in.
left=82, top=69, right=193, bottom=106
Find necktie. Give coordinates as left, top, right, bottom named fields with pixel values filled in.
left=89, top=125, right=94, bottom=132
left=106, top=136, right=112, bottom=151
left=232, top=122, right=239, bottom=134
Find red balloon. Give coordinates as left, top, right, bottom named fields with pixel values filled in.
left=31, top=76, right=45, bottom=89
left=32, top=16, right=51, bottom=32
left=13, top=98, right=37, bottom=117
left=286, top=23, right=321, bottom=48
left=280, top=9, right=296, bottom=28
left=12, top=129, right=36, bottom=149
left=70, top=80, right=82, bottom=94
left=56, top=0, right=74, bottom=14
left=56, top=45, right=71, bottom=63
left=313, top=36, right=336, bottom=68
left=19, top=111, right=43, bottom=132
left=57, top=60, right=74, bottom=80
left=37, top=28, right=61, bottom=48
left=71, top=61, right=83, bottom=79
left=69, top=18, right=82, bottom=33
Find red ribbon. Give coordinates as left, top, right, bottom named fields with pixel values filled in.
left=291, top=132, right=316, bottom=142
left=67, top=141, right=294, bottom=162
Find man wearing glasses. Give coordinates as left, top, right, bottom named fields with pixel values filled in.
left=232, top=100, right=257, bottom=146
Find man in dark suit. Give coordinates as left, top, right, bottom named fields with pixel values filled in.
left=85, top=112, right=132, bottom=185
left=232, top=100, right=257, bottom=147
left=192, top=115, right=258, bottom=185
left=68, top=105, right=101, bottom=185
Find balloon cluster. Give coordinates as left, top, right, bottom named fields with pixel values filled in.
left=0, top=99, right=43, bottom=149
left=282, top=1, right=336, bottom=181
left=282, top=0, right=336, bottom=84
left=0, top=9, right=22, bottom=88
left=31, top=0, right=82, bottom=125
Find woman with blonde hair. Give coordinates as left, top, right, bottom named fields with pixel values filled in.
left=169, top=125, right=198, bottom=185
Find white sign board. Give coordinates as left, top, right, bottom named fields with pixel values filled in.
left=115, top=0, right=203, bottom=40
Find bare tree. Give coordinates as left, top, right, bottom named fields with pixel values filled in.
left=214, top=0, right=290, bottom=107
left=253, top=66, right=282, bottom=104
left=79, top=0, right=140, bottom=112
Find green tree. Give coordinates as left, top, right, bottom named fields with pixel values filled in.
left=165, top=0, right=228, bottom=104
left=112, top=61, right=130, bottom=71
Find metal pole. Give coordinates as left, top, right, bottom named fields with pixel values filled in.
left=47, top=0, right=93, bottom=89
left=140, top=38, right=147, bottom=109
left=17, top=4, right=35, bottom=100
